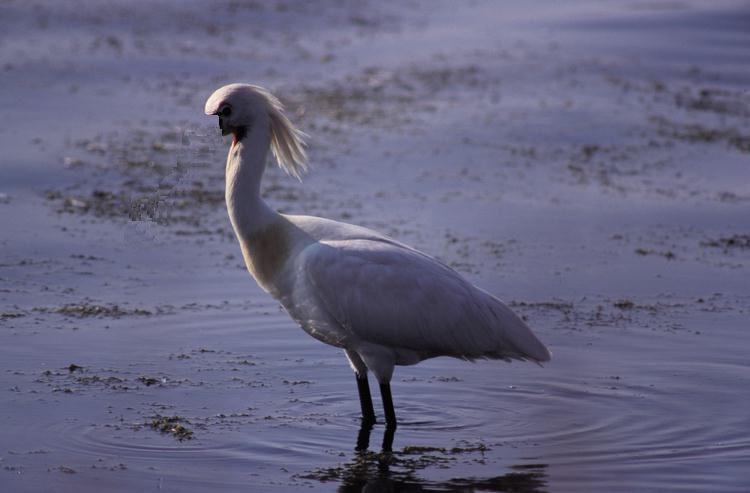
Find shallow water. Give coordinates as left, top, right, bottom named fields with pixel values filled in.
left=2, top=1, right=749, bottom=491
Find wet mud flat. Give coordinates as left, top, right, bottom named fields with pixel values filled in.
left=2, top=1, right=750, bottom=492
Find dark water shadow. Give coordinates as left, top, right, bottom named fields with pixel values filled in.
left=335, top=463, right=548, bottom=493
left=301, top=422, right=548, bottom=492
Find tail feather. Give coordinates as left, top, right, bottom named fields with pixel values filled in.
left=483, top=292, right=551, bottom=363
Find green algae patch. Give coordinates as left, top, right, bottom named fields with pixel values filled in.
left=149, top=415, right=194, bottom=441
left=57, top=303, right=152, bottom=317
left=701, top=234, right=750, bottom=251
left=137, top=376, right=162, bottom=386
left=613, top=299, right=635, bottom=310
left=298, top=441, right=491, bottom=484
left=33, top=303, right=154, bottom=318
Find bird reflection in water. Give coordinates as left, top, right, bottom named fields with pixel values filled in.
left=355, top=419, right=395, bottom=453
left=302, top=422, right=548, bottom=493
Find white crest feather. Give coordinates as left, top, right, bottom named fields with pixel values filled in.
left=253, top=86, right=309, bottom=180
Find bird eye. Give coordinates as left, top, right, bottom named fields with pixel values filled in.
left=219, top=106, right=232, bottom=117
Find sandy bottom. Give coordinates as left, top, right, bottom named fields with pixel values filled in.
left=1, top=1, right=749, bottom=491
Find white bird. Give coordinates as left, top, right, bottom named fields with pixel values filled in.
left=205, top=83, right=550, bottom=436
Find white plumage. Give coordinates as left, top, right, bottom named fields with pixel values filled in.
left=205, top=83, right=550, bottom=431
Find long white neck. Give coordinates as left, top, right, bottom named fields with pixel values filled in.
left=225, top=126, right=279, bottom=238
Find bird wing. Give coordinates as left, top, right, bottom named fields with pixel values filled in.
left=298, top=238, right=550, bottom=362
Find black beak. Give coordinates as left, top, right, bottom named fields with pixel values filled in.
left=219, top=117, right=230, bottom=136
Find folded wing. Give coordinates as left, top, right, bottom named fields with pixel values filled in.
left=299, top=238, right=550, bottom=363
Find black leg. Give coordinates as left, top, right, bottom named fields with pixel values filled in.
left=356, top=373, right=376, bottom=425
left=379, top=382, right=397, bottom=452
left=381, top=424, right=396, bottom=453
left=379, top=382, right=397, bottom=429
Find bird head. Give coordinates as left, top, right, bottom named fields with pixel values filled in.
left=204, top=83, right=265, bottom=142
left=204, top=83, right=309, bottom=179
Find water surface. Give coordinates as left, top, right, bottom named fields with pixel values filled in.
left=1, top=1, right=749, bottom=491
